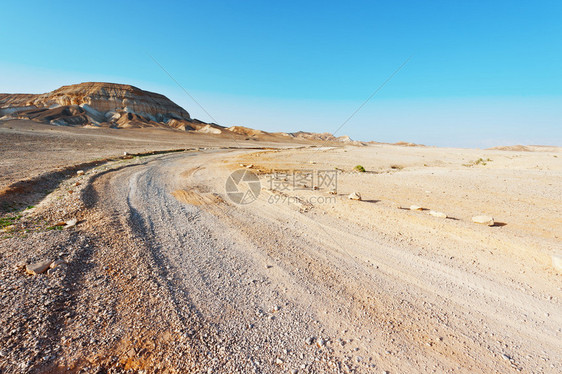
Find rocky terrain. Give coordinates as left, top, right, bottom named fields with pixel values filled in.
left=0, top=83, right=198, bottom=130
left=0, top=143, right=560, bottom=373
left=0, top=83, right=560, bottom=373
left=0, top=82, right=358, bottom=144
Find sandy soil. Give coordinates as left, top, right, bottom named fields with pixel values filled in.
left=0, top=119, right=309, bottom=193
left=0, top=120, right=560, bottom=373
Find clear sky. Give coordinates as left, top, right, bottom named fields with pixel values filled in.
left=1, top=0, right=561, bottom=147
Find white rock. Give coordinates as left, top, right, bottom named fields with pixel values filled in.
left=64, top=219, right=77, bottom=228
left=551, top=254, right=562, bottom=272
left=76, top=170, right=85, bottom=176
left=472, top=215, right=494, bottom=226
left=197, top=124, right=221, bottom=134
left=246, top=164, right=253, bottom=169
left=429, top=210, right=447, bottom=218
left=348, top=192, right=361, bottom=201
left=410, top=205, right=423, bottom=211
left=275, top=358, right=284, bottom=365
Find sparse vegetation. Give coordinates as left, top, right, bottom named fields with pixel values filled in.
left=354, top=165, right=366, bottom=172
left=0, top=215, right=22, bottom=229
left=463, top=157, right=492, bottom=167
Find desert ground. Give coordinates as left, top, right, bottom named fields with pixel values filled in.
left=0, top=120, right=560, bottom=373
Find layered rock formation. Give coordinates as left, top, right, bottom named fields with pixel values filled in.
left=0, top=82, right=358, bottom=143
left=0, top=82, right=199, bottom=130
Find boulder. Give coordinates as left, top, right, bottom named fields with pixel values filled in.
left=472, top=215, right=494, bottom=226
left=25, top=260, right=53, bottom=275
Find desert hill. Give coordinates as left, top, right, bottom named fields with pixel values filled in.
left=0, top=82, right=358, bottom=143
left=0, top=82, right=204, bottom=131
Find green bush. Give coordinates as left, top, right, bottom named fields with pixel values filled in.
left=354, top=165, right=366, bottom=172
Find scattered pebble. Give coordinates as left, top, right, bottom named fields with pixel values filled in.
left=429, top=210, right=447, bottom=218
left=472, top=215, right=494, bottom=226
left=348, top=192, right=362, bottom=201
left=64, top=219, right=77, bottom=228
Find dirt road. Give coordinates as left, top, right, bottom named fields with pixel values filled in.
left=87, top=148, right=562, bottom=372
left=1, top=147, right=560, bottom=373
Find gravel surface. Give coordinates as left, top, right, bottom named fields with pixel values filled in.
left=0, top=146, right=560, bottom=373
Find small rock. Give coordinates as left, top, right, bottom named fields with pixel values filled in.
left=13, top=262, right=26, bottom=272
left=50, top=259, right=66, bottom=269
left=328, top=189, right=337, bottom=195
left=305, top=337, right=314, bottom=345
left=316, top=338, right=325, bottom=347
left=76, top=170, right=84, bottom=176
left=429, top=210, right=447, bottom=218
left=472, top=215, right=494, bottom=226
left=74, top=182, right=81, bottom=187
left=348, top=192, right=361, bottom=201
left=123, top=152, right=128, bottom=156
left=275, top=358, right=284, bottom=365
left=47, top=266, right=66, bottom=276
left=246, top=164, right=253, bottom=169
left=64, top=219, right=77, bottom=228
left=552, top=254, right=562, bottom=272
left=26, top=260, right=53, bottom=275
left=409, top=205, right=423, bottom=211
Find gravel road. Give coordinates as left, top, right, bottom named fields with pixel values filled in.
left=1, top=148, right=559, bottom=373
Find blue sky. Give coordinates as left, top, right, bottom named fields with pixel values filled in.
left=1, top=0, right=561, bottom=147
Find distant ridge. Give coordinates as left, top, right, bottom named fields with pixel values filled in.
left=0, top=82, right=359, bottom=144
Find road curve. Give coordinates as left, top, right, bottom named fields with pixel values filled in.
left=83, top=150, right=560, bottom=373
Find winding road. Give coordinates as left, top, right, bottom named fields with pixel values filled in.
left=84, top=150, right=560, bottom=373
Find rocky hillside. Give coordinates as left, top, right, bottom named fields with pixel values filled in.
left=0, top=82, right=359, bottom=143
left=0, top=82, right=209, bottom=131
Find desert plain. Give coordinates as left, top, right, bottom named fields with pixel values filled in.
left=0, top=116, right=560, bottom=373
